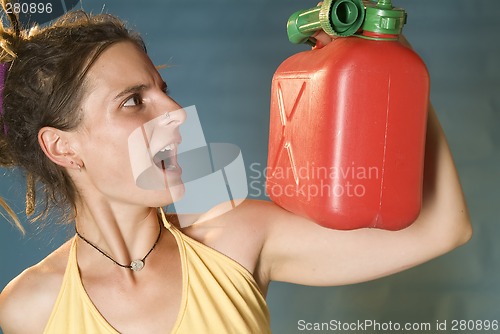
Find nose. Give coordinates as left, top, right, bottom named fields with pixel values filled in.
left=164, top=108, right=186, bottom=125
left=159, top=99, right=187, bottom=126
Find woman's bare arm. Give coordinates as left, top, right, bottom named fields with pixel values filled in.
left=255, top=104, right=472, bottom=286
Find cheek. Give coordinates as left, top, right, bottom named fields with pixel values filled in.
left=81, top=128, right=135, bottom=183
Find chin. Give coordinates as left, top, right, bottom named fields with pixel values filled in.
left=168, top=183, right=186, bottom=203
left=145, top=182, right=185, bottom=208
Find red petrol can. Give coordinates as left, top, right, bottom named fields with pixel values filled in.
left=266, top=0, right=429, bottom=230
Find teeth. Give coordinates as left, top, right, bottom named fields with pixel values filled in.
left=160, top=144, right=174, bottom=152
left=153, top=143, right=178, bottom=171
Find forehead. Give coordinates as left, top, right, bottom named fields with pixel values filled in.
left=86, top=41, right=160, bottom=93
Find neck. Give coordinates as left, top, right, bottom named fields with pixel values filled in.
left=74, top=199, right=162, bottom=275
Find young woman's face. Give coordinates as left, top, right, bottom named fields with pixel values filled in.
left=73, top=41, right=186, bottom=207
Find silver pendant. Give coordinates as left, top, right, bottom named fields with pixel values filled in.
left=130, top=259, right=144, bottom=271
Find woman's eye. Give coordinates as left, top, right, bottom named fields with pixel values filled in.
left=123, top=94, right=143, bottom=107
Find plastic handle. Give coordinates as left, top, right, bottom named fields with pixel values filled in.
left=287, top=0, right=365, bottom=44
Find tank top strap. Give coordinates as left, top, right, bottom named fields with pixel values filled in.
left=158, top=207, right=173, bottom=230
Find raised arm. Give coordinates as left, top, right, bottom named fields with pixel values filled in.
left=256, top=104, right=472, bottom=286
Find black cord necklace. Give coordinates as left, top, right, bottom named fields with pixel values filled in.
left=75, top=219, right=162, bottom=272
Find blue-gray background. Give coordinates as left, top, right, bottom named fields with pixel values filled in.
left=1, top=1, right=499, bottom=333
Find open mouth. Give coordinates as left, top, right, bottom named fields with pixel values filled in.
left=153, top=143, right=178, bottom=171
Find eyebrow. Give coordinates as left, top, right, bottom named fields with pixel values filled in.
left=113, top=84, right=148, bottom=101
left=113, top=81, right=169, bottom=101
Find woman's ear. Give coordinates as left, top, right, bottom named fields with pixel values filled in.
left=38, top=127, right=81, bottom=171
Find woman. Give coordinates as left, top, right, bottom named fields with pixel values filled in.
left=0, top=4, right=471, bottom=334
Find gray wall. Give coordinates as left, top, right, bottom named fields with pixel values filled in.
left=1, top=1, right=499, bottom=333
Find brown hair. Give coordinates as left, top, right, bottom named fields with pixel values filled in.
left=0, top=1, right=146, bottom=233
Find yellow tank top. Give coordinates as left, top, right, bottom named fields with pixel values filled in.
left=43, top=213, right=271, bottom=333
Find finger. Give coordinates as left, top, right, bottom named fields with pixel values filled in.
left=312, top=31, right=336, bottom=49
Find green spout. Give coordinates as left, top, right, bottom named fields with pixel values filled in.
left=363, top=0, right=407, bottom=36
left=376, top=0, right=393, bottom=9
left=287, top=0, right=365, bottom=44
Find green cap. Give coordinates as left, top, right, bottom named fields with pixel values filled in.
left=287, top=0, right=365, bottom=44
left=363, top=0, right=407, bottom=36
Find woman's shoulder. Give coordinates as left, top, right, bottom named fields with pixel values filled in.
left=179, top=199, right=276, bottom=239
left=0, top=239, right=72, bottom=334
left=181, top=198, right=277, bottom=227
left=177, top=199, right=280, bottom=288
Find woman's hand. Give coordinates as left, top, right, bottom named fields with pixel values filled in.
left=311, top=30, right=337, bottom=49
